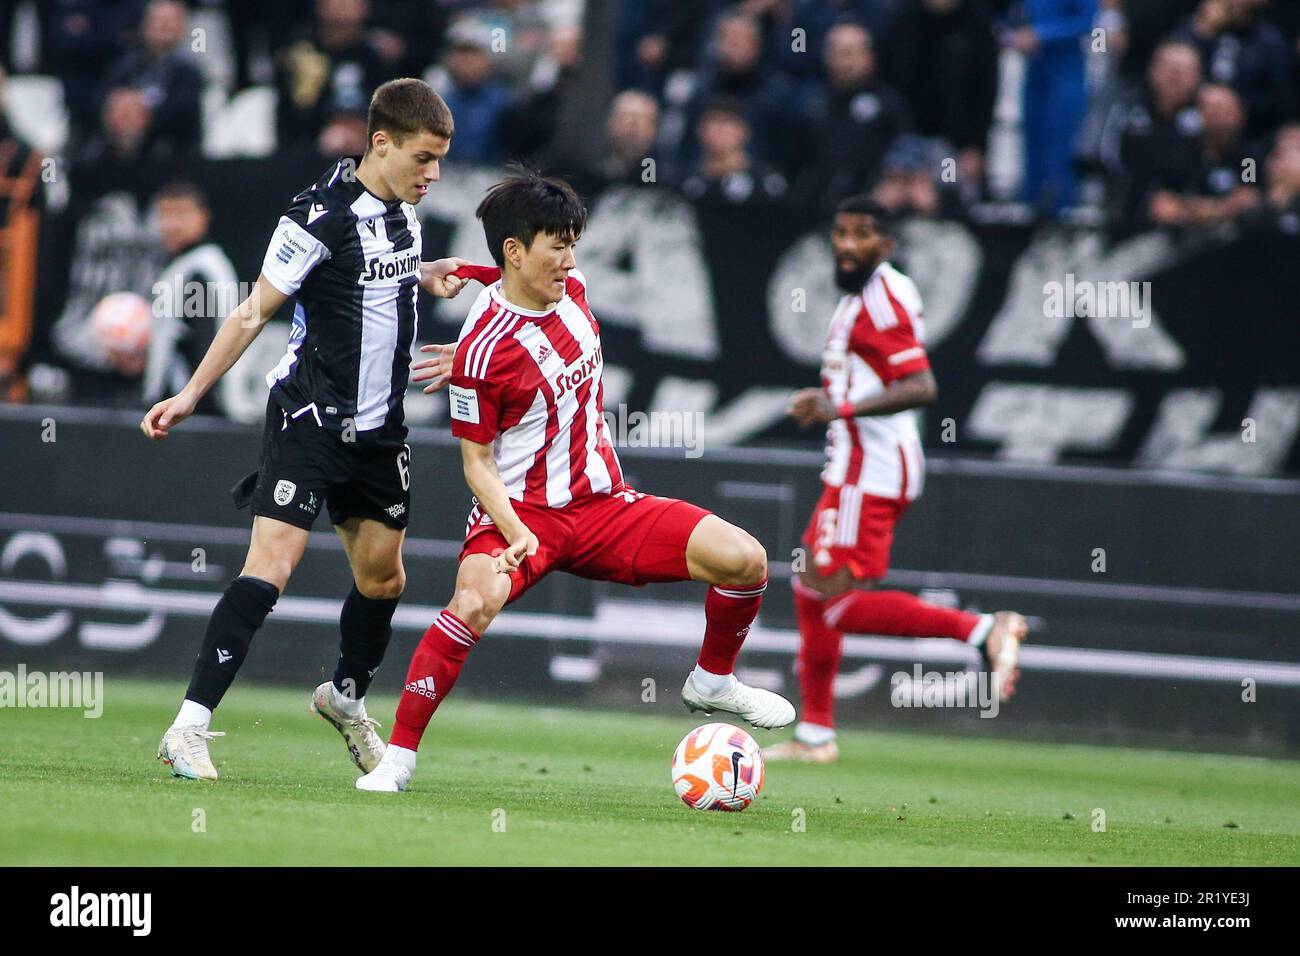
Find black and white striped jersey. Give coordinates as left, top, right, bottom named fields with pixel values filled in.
left=260, top=158, right=422, bottom=435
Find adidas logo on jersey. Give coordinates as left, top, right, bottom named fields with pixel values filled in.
left=536, top=345, right=553, bottom=364
left=405, top=676, right=436, bottom=700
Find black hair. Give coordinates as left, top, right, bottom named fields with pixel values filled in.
left=698, top=94, right=748, bottom=123
left=154, top=179, right=208, bottom=209
left=834, top=194, right=894, bottom=237
left=476, top=166, right=587, bottom=268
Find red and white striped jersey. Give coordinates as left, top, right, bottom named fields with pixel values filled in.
left=820, top=261, right=930, bottom=501
left=447, top=268, right=624, bottom=509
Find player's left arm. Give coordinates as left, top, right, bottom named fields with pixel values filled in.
left=791, top=280, right=936, bottom=427
left=412, top=263, right=503, bottom=392
left=790, top=369, right=937, bottom=428
left=418, top=257, right=474, bottom=298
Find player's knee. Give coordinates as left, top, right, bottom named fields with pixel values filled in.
left=799, top=568, right=862, bottom=597
left=241, top=559, right=294, bottom=592
left=357, top=567, right=405, bottom=599
left=447, top=585, right=500, bottom=633
left=719, top=531, right=767, bottom=586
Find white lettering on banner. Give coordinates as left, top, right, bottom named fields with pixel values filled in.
left=418, top=177, right=719, bottom=359
left=0, top=532, right=175, bottom=651
left=978, top=230, right=1183, bottom=369
left=966, top=384, right=1134, bottom=464
left=52, top=193, right=167, bottom=372
left=407, top=171, right=1295, bottom=470
left=0, top=533, right=71, bottom=645
left=1138, top=388, right=1300, bottom=474
left=569, top=188, right=719, bottom=358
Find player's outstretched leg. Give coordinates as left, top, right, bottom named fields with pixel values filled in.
left=311, top=518, right=406, bottom=773
left=678, top=516, right=796, bottom=729
left=158, top=517, right=306, bottom=780
left=823, top=585, right=1029, bottom=701
left=356, top=554, right=508, bottom=792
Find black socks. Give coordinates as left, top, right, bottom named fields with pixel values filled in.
left=332, top=585, right=400, bottom=701
left=185, top=576, right=280, bottom=710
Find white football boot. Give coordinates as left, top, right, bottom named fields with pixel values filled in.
left=310, top=681, right=385, bottom=773
left=980, top=611, right=1030, bottom=702
left=681, top=672, right=796, bottom=729
left=355, top=747, right=415, bottom=792
left=157, top=725, right=225, bottom=780
left=763, top=739, right=840, bottom=763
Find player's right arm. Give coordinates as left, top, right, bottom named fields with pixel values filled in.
left=140, top=274, right=287, bottom=439
left=460, top=438, right=538, bottom=573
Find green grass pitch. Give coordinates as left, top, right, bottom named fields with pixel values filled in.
left=1, top=679, right=1297, bottom=866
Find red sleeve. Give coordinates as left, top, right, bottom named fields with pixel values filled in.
left=452, top=263, right=502, bottom=285
left=447, top=337, right=502, bottom=444
left=850, top=282, right=930, bottom=385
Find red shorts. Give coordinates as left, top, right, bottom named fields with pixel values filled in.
left=801, top=483, right=909, bottom=581
left=460, top=488, right=711, bottom=603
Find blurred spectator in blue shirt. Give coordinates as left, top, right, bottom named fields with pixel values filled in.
left=429, top=19, right=510, bottom=163
left=1004, top=0, right=1097, bottom=213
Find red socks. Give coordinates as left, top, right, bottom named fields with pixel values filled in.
left=696, top=579, right=767, bottom=675
left=823, top=589, right=981, bottom=640
left=793, top=580, right=842, bottom=728
left=390, top=610, right=479, bottom=751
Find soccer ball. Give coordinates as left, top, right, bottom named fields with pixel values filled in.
left=671, top=722, right=765, bottom=811
left=89, top=292, right=153, bottom=359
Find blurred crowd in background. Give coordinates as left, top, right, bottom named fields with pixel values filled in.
left=2, top=0, right=1300, bottom=412
left=5, top=1, right=1299, bottom=219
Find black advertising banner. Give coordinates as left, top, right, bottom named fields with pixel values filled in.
left=36, top=158, right=1300, bottom=474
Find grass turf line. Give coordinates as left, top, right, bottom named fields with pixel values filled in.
left=1, top=679, right=1297, bottom=865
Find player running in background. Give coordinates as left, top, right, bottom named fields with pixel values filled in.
left=764, top=196, right=1028, bottom=764
left=356, top=170, right=795, bottom=792
left=140, top=79, right=470, bottom=780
